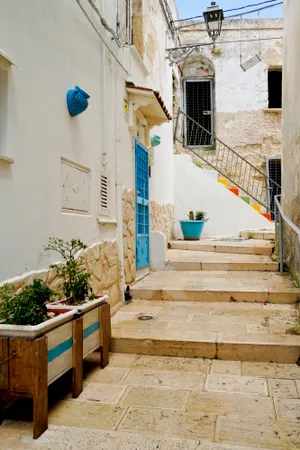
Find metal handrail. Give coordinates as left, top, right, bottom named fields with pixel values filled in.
left=274, top=194, right=300, bottom=273
left=174, top=109, right=281, bottom=214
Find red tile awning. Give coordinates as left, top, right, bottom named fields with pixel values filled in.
left=126, top=82, right=172, bottom=124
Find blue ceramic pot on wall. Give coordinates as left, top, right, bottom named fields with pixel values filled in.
left=67, top=86, right=90, bottom=117
left=180, top=220, right=205, bottom=240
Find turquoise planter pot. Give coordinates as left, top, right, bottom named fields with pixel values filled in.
left=180, top=220, right=205, bottom=240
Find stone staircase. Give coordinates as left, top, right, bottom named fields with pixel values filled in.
left=111, top=236, right=300, bottom=364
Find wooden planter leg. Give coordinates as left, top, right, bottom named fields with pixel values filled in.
left=99, top=302, right=111, bottom=369
left=32, top=337, right=48, bottom=440
left=72, top=315, right=83, bottom=399
left=0, top=338, right=9, bottom=425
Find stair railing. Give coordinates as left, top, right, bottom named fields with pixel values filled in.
left=174, top=109, right=281, bottom=215
left=274, top=195, right=300, bottom=274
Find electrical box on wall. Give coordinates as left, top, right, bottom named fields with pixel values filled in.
left=61, top=158, right=90, bottom=213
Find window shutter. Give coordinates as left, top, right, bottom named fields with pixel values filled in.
left=100, top=174, right=108, bottom=211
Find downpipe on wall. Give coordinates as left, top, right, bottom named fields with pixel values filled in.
left=114, top=73, right=126, bottom=305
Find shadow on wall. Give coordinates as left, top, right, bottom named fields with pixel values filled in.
left=174, top=154, right=272, bottom=238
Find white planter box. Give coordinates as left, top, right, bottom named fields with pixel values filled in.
left=0, top=310, right=76, bottom=385
left=48, top=295, right=108, bottom=358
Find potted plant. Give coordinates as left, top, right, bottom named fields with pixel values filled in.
left=0, top=280, right=81, bottom=439
left=180, top=210, right=208, bottom=240
left=45, top=238, right=110, bottom=367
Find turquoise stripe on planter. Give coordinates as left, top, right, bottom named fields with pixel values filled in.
left=83, top=321, right=100, bottom=340
left=48, top=338, right=73, bottom=363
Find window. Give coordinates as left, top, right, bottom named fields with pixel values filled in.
left=268, top=69, right=282, bottom=109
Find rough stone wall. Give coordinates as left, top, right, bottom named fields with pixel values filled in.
left=150, top=201, right=175, bottom=242
left=176, top=19, right=283, bottom=201
left=123, top=188, right=136, bottom=284
left=5, top=240, right=121, bottom=310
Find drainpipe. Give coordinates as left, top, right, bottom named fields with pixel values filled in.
left=114, top=71, right=126, bottom=304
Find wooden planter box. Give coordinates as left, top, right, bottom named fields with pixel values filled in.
left=48, top=295, right=111, bottom=368
left=0, top=299, right=111, bottom=439
left=0, top=309, right=80, bottom=438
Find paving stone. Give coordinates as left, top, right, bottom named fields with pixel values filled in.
left=187, top=392, right=275, bottom=419
left=5, top=425, right=197, bottom=450
left=118, top=386, right=190, bottom=411
left=274, top=397, right=300, bottom=421
left=108, top=353, right=138, bottom=368
left=124, top=369, right=205, bottom=390
left=217, top=334, right=300, bottom=363
left=49, top=400, right=126, bottom=430
left=205, top=375, right=268, bottom=396
left=76, top=383, right=126, bottom=405
left=210, top=360, right=241, bottom=375
left=84, top=367, right=130, bottom=384
left=198, top=443, right=270, bottom=450
left=118, top=407, right=216, bottom=440
left=130, top=354, right=212, bottom=373
left=215, top=416, right=300, bottom=449
left=242, top=362, right=300, bottom=379
left=268, top=378, right=298, bottom=398
left=111, top=336, right=217, bottom=358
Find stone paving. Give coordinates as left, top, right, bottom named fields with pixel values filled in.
left=111, top=300, right=300, bottom=362
left=131, top=271, right=300, bottom=303
left=2, top=352, right=300, bottom=449
left=166, top=249, right=279, bottom=271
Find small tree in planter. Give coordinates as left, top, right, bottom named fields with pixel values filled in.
left=180, top=210, right=208, bottom=240
left=0, top=279, right=80, bottom=439
left=45, top=238, right=111, bottom=370
left=45, top=238, right=94, bottom=305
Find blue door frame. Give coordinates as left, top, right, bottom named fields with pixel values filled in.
left=135, top=140, right=150, bottom=270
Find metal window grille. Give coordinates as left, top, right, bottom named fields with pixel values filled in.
left=184, top=80, right=213, bottom=147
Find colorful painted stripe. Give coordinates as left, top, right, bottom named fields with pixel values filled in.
left=48, top=338, right=73, bottom=363
left=83, top=321, right=100, bottom=340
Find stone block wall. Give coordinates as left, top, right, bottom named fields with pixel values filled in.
left=5, top=240, right=121, bottom=311
left=123, top=188, right=136, bottom=284
left=150, top=201, right=175, bottom=242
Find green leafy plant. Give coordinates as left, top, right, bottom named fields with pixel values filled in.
left=45, top=238, right=94, bottom=305
left=188, top=211, right=208, bottom=221
left=0, top=279, right=55, bottom=326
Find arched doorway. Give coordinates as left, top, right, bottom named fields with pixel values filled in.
left=181, top=54, right=215, bottom=147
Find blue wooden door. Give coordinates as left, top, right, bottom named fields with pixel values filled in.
left=135, top=141, right=150, bottom=269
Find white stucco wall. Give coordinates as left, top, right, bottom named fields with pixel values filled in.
left=0, top=0, right=176, bottom=282
left=174, top=155, right=272, bottom=238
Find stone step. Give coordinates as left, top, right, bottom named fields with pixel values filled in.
left=111, top=300, right=300, bottom=363
left=240, top=229, right=275, bottom=240
left=169, top=239, right=274, bottom=256
left=166, top=249, right=278, bottom=272
left=131, top=271, right=300, bottom=304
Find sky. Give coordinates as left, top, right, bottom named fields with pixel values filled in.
left=176, top=0, right=283, bottom=20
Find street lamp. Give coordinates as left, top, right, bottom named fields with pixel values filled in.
left=203, top=1, right=224, bottom=44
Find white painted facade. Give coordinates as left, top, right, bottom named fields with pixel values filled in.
left=0, top=0, right=177, bottom=283
left=174, top=155, right=272, bottom=238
